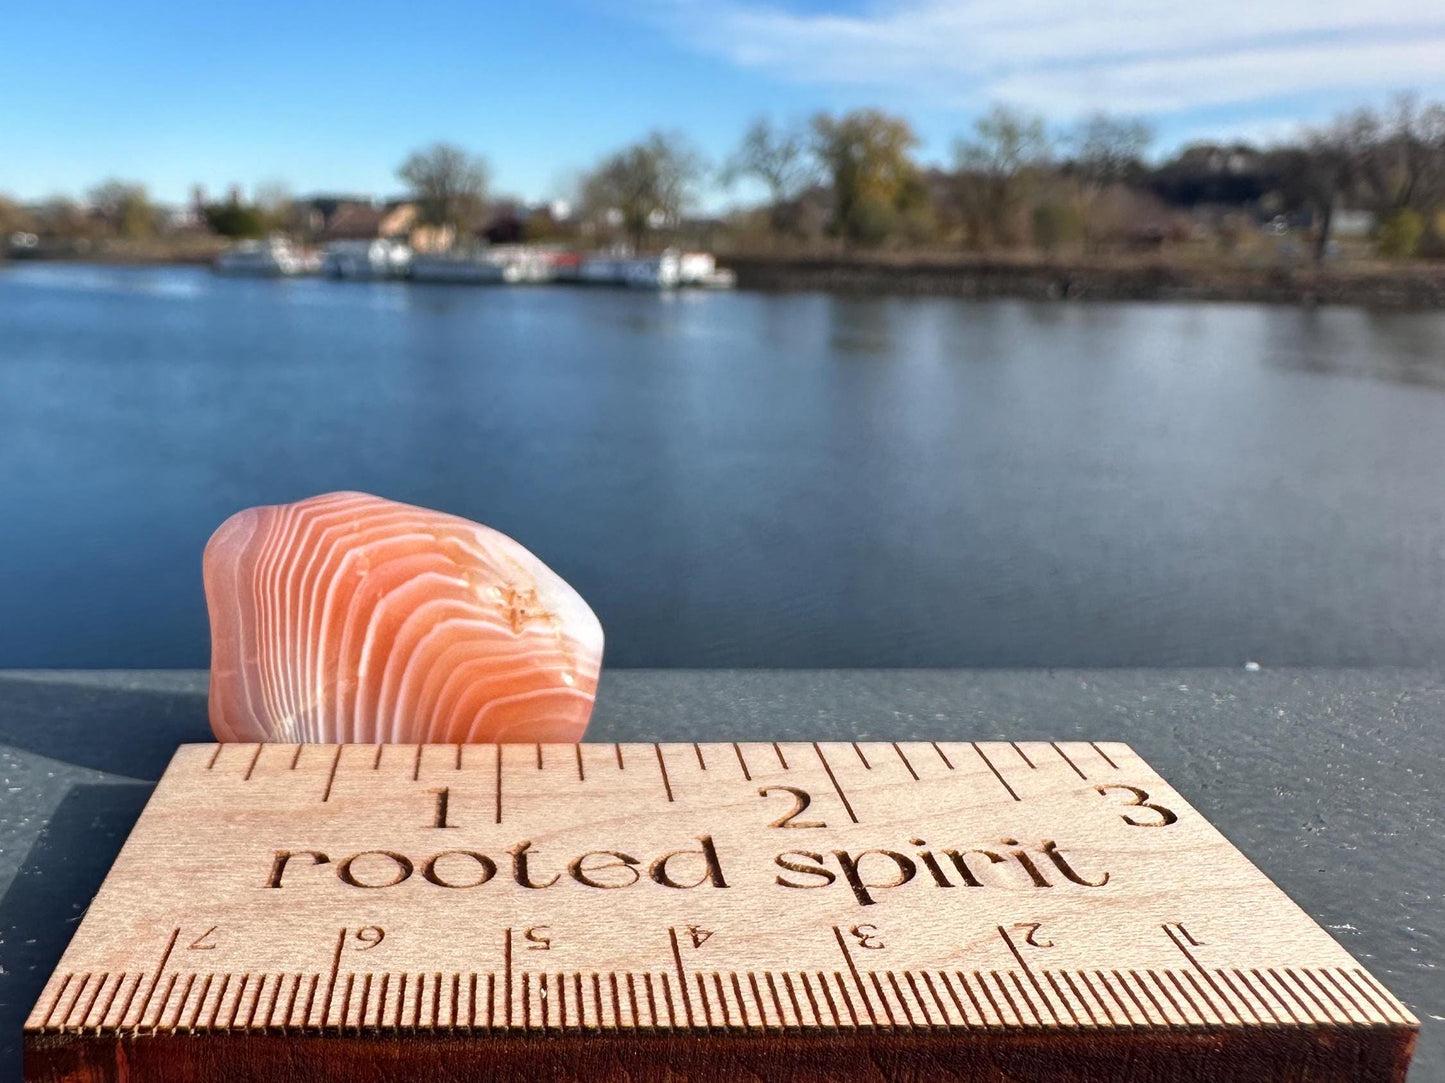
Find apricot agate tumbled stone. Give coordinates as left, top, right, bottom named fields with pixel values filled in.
left=203, top=491, right=603, bottom=743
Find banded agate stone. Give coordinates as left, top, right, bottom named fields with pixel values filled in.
left=203, top=492, right=603, bottom=743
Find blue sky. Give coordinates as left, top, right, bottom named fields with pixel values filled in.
left=4, top=0, right=1444, bottom=207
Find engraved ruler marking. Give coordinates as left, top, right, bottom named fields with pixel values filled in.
left=26, top=742, right=1416, bottom=1041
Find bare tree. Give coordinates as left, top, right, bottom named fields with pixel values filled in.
left=722, top=118, right=816, bottom=239
left=952, top=105, right=1052, bottom=248
left=1275, top=122, right=1354, bottom=262
left=581, top=132, right=705, bottom=250
left=397, top=143, right=490, bottom=235
left=1070, top=113, right=1153, bottom=187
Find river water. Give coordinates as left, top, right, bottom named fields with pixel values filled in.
left=3, top=262, right=1445, bottom=668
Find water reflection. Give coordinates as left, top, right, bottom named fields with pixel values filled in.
left=3, top=264, right=1445, bottom=667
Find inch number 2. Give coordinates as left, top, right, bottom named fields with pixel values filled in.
left=759, top=786, right=826, bottom=829
left=1095, top=784, right=1178, bottom=827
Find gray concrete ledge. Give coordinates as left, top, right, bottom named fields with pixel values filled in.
left=0, top=668, right=1440, bottom=1079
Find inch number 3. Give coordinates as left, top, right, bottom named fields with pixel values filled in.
left=1095, top=784, right=1178, bottom=827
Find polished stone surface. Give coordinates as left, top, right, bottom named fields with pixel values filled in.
left=1, top=668, right=1439, bottom=1079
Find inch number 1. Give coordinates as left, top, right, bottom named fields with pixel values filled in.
left=430, top=787, right=455, bottom=829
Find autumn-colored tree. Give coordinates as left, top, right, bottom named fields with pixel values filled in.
left=810, top=109, right=921, bottom=246
left=87, top=179, right=155, bottom=238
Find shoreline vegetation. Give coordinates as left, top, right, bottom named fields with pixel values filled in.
left=8, top=245, right=1445, bottom=309
left=8, top=92, right=1445, bottom=307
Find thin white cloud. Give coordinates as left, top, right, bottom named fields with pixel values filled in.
left=648, top=0, right=1445, bottom=116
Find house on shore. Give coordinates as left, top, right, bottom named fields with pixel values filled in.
left=295, top=196, right=451, bottom=252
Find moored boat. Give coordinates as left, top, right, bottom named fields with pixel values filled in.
left=214, top=237, right=319, bottom=277
left=576, top=249, right=734, bottom=290
left=410, top=246, right=558, bottom=285
left=322, top=239, right=412, bottom=280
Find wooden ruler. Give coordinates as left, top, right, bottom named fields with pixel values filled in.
left=26, top=742, right=1417, bottom=1082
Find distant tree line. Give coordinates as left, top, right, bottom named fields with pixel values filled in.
left=5, top=93, right=1445, bottom=262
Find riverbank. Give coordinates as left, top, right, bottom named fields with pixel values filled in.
left=9, top=245, right=1445, bottom=308
left=725, top=253, right=1445, bottom=309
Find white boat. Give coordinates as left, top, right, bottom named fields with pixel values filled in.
left=322, top=239, right=412, bottom=280
left=578, top=249, right=734, bottom=290
left=214, top=237, right=319, bottom=277
left=410, top=247, right=557, bottom=285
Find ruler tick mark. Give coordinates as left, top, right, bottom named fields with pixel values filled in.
left=1008, top=973, right=1043, bottom=1026
left=783, top=972, right=807, bottom=1025
left=764, top=971, right=785, bottom=1028
left=292, top=744, right=305, bottom=770
left=1214, top=968, right=1262, bottom=1025
left=320, top=928, right=346, bottom=1028
left=772, top=742, right=789, bottom=769
left=1056, top=971, right=1095, bottom=1026
left=931, top=741, right=953, bottom=769
left=503, top=929, right=513, bottom=1026
left=997, top=927, right=1058, bottom=1024
left=693, top=742, right=706, bottom=770
left=1147, top=969, right=1188, bottom=1024
left=939, top=972, right=972, bottom=1026
left=852, top=742, right=871, bottom=769
left=614, top=743, right=624, bottom=769
left=412, top=745, right=423, bottom=781
left=799, top=972, right=823, bottom=1026
left=1010, top=741, right=1035, bottom=768
left=868, top=972, right=898, bottom=1026
left=973, top=743, right=1020, bottom=801
left=80, top=971, right=108, bottom=1030
left=1090, top=970, right=1130, bottom=1025
left=1045, top=971, right=1081, bottom=1025
left=1131, top=969, right=1171, bottom=1025
left=893, top=742, right=919, bottom=780
left=536, top=743, right=543, bottom=770
left=655, top=744, right=674, bottom=801
left=243, top=744, right=263, bottom=781
left=732, top=742, right=751, bottom=780
left=641, top=973, right=658, bottom=1030
left=454, top=744, right=462, bottom=770
left=320, top=746, right=341, bottom=802
left=41, top=977, right=72, bottom=1029
left=1090, top=741, right=1119, bottom=769
left=1052, top=742, right=1087, bottom=779
left=1112, top=969, right=1152, bottom=1025
left=1335, top=969, right=1387, bottom=1020
left=668, top=927, right=695, bottom=1026
left=205, top=746, right=222, bottom=771
left=575, top=744, right=585, bottom=781
left=494, top=745, right=503, bottom=824
left=132, top=928, right=178, bottom=1030
left=1317, top=969, right=1366, bottom=1021
left=733, top=972, right=752, bottom=1028
left=889, top=971, right=920, bottom=1026
left=920, top=972, right=950, bottom=1026
left=174, top=972, right=198, bottom=1031
left=696, top=973, right=714, bottom=1028
left=115, top=971, right=144, bottom=1030
left=747, top=971, right=768, bottom=1031
left=833, top=926, right=878, bottom=1025
left=812, top=743, right=858, bottom=823
left=659, top=972, right=677, bottom=1029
